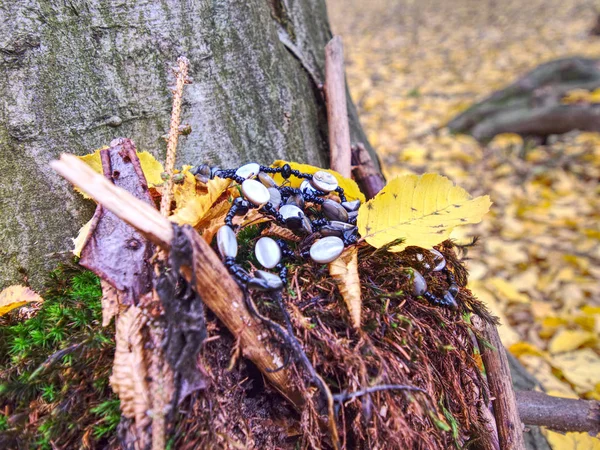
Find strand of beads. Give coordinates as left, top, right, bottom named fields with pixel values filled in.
left=192, top=163, right=361, bottom=291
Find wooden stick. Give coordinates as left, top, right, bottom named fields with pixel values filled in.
left=516, top=391, right=600, bottom=434
left=472, top=315, right=526, bottom=450
left=351, top=143, right=386, bottom=200
left=160, top=56, right=190, bottom=216
left=325, top=36, right=351, bottom=178
left=51, top=154, right=303, bottom=408
left=51, top=154, right=173, bottom=248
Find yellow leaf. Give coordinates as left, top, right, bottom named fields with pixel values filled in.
left=169, top=176, right=231, bottom=227
left=544, top=430, right=600, bottom=450
left=552, top=349, right=600, bottom=393
left=469, top=281, right=520, bottom=346
left=357, top=173, right=491, bottom=251
left=137, top=151, right=166, bottom=187
left=0, top=285, right=43, bottom=316
left=487, top=277, right=531, bottom=304
left=329, top=247, right=362, bottom=328
left=519, top=355, right=577, bottom=397
left=73, top=218, right=93, bottom=257
left=509, top=342, right=546, bottom=358
left=548, top=329, right=596, bottom=354
left=271, top=160, right=365, bottom=202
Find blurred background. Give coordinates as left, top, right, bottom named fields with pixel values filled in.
left=329, top=0, right=600, bottom=427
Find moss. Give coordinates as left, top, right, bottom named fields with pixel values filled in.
left=0, top=263, right=117, bottom=449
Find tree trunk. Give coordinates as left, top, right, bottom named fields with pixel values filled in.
left=0, top=0, right=378, bottom=290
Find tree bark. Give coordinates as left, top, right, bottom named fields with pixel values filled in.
left=0, top=0, right=378, bottom=290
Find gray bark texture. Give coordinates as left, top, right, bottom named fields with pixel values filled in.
left=0, top=0, right=377, bottom=290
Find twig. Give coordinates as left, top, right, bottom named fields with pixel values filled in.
left=325, top=36, right=351, bottom=178
left=516, top=390, right=600, bottom=434
left=472, top=315, right=526, bottom=450
left=51, top=155, right=173, bottom=248
left=333, top=384, right=427, bottom=403
left=160, top=56, right=191, bottom=216
left=351, top=143, right=386, bottom=200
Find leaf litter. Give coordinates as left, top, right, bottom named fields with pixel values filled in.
left=329, top=0, right=600, bottom=445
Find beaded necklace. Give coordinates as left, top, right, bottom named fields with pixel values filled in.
left=191, top=163, right=360, bottom=292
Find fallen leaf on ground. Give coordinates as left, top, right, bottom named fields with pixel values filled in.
left=0, top=285, right=43, bottom=317
left=544, top=430, right=600, bottom=450
left=329, top=247, right=362, bottom=328
left=548, top=329, right=596, bottom=354
left=551, top=349, right=600, bottom=394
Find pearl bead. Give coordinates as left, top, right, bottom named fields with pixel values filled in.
left=430, top=249, right=446, bottom=272
left=410, top=269, right=427, bottom=296
left=241, top=179, right=270, bottom=206
left=268, top=187, right=281, bottom=208
left=310, top=170, right=338, bottom=192
left=322, top=199, right=349, bottom=222
left=255, top=270, right=283, bottom=290
left=255, top=237, right=281, bottom=269
left=217, top=225, right=238, bottom=258
left=258, top=172, right=278, bottom=188
left=309, top=236, right=344, bottom=264
left=341, top=200, right=361, bottom=212
left=235, top=163, right=260, bottom=179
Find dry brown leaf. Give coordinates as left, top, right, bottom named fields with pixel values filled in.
left=110, top=306, right=151, bottom=428
left=100, top=280, right=123, bottom=327
left=0, top=285, right=43, bottom=317
left=261, top=223, right=301, bottom=242
left=329, top=247, right=361, bottom=328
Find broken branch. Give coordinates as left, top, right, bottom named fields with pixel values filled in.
left=516, top=390, right=600, bottom=434
left=473, top=315, right=526, bottom=450
left=325, top=36, right=352, bottom=178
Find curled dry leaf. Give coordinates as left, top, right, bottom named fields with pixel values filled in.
left=261, top=223, right=301, bottom=242
left=0, top=285, right=43, bottom=317
left=110, top=306, right=151, bottom=428
left=100, top=280, right=123, bottom=327
left=72, top=218, right=93, bottom=257
left=329, top=247, right=362, bottom=328
left=169, top=176, right=231, bottom=227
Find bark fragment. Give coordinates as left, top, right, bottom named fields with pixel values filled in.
left=79, top=138, right=156, bottom=305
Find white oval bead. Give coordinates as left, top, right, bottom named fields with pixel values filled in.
left=279, top=204, right=304, bottom=220
left=235, top=163, right=260, bottom=179
left=300, top=179, right=318, bottom=194
left=217, top=225, right=238, bottom=258
left=342, top=200, right=361, bottom=212
left=310, top=170, right=338, bottom=192
left=255, top=237, right=282, bottom=269
left=268, top=187, right=281, bottom=208
left=241, top=179, right=270, bottom=206
left=411, top=269, right=427, bottom=296
left=430, top=249, right=446, bottom=272
left=309, top=236, right=344, bottom=264
left=255, top=270, right=283, bottom=290
left=258, top=172, right=278, bottom=188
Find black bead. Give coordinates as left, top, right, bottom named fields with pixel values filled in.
left=281, top=164, right=292, bottom=179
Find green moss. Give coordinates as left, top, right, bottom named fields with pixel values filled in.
left=0, top=264, right=117, bottom=448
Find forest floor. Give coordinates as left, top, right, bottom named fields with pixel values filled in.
left=329, top=0, right=600, bottom=447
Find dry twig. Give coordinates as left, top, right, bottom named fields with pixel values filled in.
left=325, top=36, right=352, bottom=178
